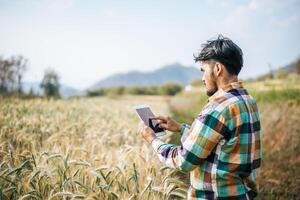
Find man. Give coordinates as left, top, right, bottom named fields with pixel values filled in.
left=138, top=35, right=262, bottom=200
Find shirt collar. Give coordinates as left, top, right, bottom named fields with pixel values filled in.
left=208, top=81, right=244, bottom=102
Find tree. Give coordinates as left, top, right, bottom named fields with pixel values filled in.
left=0, top=55, right=27, bottom=96
left=12, top=55, right=27, bottom=95
left=293, top=57, right=300, bottom=74
left=40, top=68, right=60, bottom=98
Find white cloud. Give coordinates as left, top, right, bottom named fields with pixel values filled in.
left=275, top=14, right=299, bottom=28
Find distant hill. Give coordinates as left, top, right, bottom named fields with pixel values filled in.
left=22, top=82, right=79, bottom=98
left=255, top=58, right=300, bottom=80
left=90, top=63, right=203, bottom=89
left=279, top=63, right=294, bottom=73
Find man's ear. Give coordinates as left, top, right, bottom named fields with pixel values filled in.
left=214, top=62, right=223, bottom=76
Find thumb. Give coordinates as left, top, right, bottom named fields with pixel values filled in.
left=159, top=123, right=168, bottom=129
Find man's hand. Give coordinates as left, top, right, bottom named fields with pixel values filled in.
left=151, top=116, right=181, bottom=132
left=138, top=121, right=157, bottom=143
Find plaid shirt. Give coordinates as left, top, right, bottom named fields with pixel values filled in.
left=151, top=81, right=261, bottom=200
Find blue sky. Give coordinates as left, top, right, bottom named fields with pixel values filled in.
left=0, top=0, right=299, bottom=89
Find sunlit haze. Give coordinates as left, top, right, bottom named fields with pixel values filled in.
left=0, top=0, right=299, bottom=89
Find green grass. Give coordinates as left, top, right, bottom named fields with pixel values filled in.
left=168, top=85, right=300, bottom=199
left=249, top=88, right=300, bottom=104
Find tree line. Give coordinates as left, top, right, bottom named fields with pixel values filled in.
left=87, top=82, right=183, bottom=97
left=0, top=55, right=60, bottom=98
left=2, top=55, right=299, bottom=98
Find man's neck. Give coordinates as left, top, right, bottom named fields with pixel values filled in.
left=217, top=76, right=238, bottom=90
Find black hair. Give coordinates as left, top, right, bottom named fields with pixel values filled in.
left=194, top=35, right=243, bottom=75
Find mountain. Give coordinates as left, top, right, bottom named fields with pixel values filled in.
left=90, top=63, right=203, bottom=89
left=278, top=63, right=295, bottom=73
left=22, top=82, right=79, bottom=98
left=254, top=57, right=300, bottom=81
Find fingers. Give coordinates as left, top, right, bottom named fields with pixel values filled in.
left=158, top=123, right=168, bottom=129
left=151, top=116, right=167, bottom=122
left=138, top=121, right=151, bottom=131
left=157, top=121, right=167, bottom=128
left=138, top=121, right=146, bottom=131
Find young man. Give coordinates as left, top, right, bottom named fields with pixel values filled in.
left=138, top=35, right=262, bottom=200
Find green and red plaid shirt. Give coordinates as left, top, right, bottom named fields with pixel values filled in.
left=151, top=81, right=261, bottom=200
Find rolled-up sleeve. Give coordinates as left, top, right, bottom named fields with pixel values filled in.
left=180, top=123, right=191, bottom=136
left=151, top=110, right=227, bottom=172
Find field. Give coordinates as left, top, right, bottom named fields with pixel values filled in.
left=170, top=77, right=300, bottom=200
left=0, top=96, right=187, bottom=199
left=1, top=77, right=300, bottom=200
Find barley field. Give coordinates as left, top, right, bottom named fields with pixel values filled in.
left=1, top=78, right=300, bottom=200
left=0, top=96, right=187, bottom=200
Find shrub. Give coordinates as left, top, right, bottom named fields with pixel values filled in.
left=160, top=82, right=183, bottom=96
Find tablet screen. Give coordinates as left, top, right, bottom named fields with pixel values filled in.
left=135, top=107, right=164, bottom=133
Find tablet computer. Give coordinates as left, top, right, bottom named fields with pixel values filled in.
left=133, top=104, right=166, bottom=137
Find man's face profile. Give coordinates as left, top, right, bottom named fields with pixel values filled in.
left=200, top=61, right=218, bottom=97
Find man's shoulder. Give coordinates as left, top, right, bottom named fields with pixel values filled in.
left=206, top=89, right=257, bottom=115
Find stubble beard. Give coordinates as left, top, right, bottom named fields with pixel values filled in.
left=206, top=87, right=218, bottom=97
left=206, top=72, right=218, bottom=97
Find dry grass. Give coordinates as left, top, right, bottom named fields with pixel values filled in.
left=0, top=96, right=187, bottom=200
left=256, top=102, right=300, bottom=199
left=1, top=77, right=299, bottom=200
left=169, top=78, right=300, bottom=200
